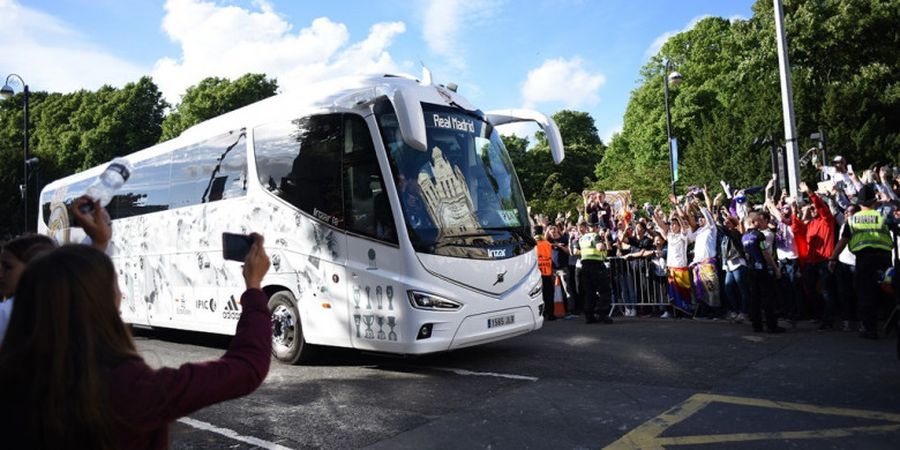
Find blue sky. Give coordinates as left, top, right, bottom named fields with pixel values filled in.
left=2, top=0, right=754, bottom=142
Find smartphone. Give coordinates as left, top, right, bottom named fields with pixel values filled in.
left=222, top=232, right=254, bottom=262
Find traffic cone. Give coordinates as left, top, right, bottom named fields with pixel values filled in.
left=553, top=275, right=566, bottom=318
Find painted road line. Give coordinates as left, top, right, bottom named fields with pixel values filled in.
left=430, top=366, right=539, bottom=381
left=177, top=417, right=293, bottom=450
left=605, top=393, right=900, bottom=449
left=655, top=424, right=900, bottom=446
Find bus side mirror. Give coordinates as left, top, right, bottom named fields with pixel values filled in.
left=392, top=90, right=428, bottom=152
left=484, top=109, right=564, bottom=164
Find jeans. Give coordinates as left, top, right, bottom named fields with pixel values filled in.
left=802, top=261, right=835, bottom=322
left=749, top=268, right=778, bottom=330
left=724, top=266, right=751, bottom=315
left=777, top=258, right=803, bottom=320
left=555, top=268, right=573, bottom=314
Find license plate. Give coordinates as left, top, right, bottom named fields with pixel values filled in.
left=487, top=314, right=515, bottom=329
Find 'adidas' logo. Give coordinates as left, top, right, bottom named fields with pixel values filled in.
left=222, top=295, right=241, bottom=320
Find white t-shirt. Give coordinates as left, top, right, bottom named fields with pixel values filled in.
left=775, top=221, right=798, bottom=260
left=667, top=231, right=693, bottom=268
left=0, top=297, right=13, bottom=349
left=692, top=207, right=717, bottom=264
left=822, top=166, right=860, bottom=196
left=838, top=223, right=856, bottom=266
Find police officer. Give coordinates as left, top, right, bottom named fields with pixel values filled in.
left=830, top=184, right=897, bottom=339
left=574, top=221, right=613, bottom=324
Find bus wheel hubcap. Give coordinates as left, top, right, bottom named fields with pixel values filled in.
left=272, top=304, right=296, bottom=349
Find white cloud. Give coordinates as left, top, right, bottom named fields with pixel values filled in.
left=421, top=0, right=503, bottom=71
left=644, top=15, right=711, bottom=59
left=601, top=122, right=622, bottom=145
left=153, top=0, right=406, bottom=103
left=0, top=0, right=145, bottom=93
left=521, top=57, right=606, bottom=109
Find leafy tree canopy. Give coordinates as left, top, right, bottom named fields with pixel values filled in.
left=160, top=73, right=278, bottom=141
left=505, top=110, right=606, bottom=217
left=595, top=0, right=899, bottom=208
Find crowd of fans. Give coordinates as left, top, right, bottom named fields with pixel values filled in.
left=533, top=156, right=900, bottom=342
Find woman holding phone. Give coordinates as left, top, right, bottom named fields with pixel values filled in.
left=0, top=200, right=272, bottom=449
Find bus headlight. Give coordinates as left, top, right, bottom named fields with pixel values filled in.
left=408, top=291, right=463, bottom=311
left=528, top=279, right=542, bottom=298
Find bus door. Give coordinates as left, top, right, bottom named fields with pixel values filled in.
left=342, top=114, right=404, bottom=349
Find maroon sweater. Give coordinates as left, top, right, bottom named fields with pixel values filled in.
left=109, top=288, right=271, bottom=449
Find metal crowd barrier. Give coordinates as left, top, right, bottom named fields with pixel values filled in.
left=607, top=256, right=670, bottom=311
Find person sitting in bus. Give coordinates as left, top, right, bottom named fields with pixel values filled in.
left=0, top=227, right=272, bottom=449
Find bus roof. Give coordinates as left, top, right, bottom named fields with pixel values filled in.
left=42, top=72, right=469, bottom=194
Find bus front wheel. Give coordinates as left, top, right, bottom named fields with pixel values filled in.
left=268, top=291, right=316, bottom=364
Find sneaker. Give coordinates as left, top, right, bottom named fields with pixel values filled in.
left=727, top=311, right=738, bottom=321
left=563, top=314, right=577, bottom=320
left=734, top=313, right=746, bottom=324
left=660, top=311, right=671, bottom=319
left=627, top=308, right=636, bottom=317
left=841, top=320, right=851, bottom=332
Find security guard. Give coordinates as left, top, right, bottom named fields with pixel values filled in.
left=574, top=221, right=613, bottom=324
left=534, top=226, right=556, bottom=321
left=830, top=184, right=897, bottom=339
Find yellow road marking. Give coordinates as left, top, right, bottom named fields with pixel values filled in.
left=605, top=393, right=900, bottom=449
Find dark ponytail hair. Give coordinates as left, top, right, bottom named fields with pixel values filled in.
left=0, top=245, right=140, bottom=449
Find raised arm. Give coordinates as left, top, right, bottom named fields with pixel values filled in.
left=653, top=206, right=669, bottom=235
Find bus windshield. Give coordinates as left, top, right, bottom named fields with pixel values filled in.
left=378, top=103, right=532, bottom=258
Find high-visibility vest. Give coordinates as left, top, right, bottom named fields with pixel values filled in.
left=536, top=239, right=553, bottom=275
left=578, top=233, right=607, bottom=262
left=848, top=209, right=893, bottom=253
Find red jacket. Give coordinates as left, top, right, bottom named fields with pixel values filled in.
left=791, top=193, right=835, bottom=265
left=110, top=288, right=271, bottom=449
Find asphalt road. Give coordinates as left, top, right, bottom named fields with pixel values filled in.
left=134, top=316, right=900, bottom=449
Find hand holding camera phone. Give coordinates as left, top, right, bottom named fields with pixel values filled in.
left=223, top=232, right=270, bottom=290
left=223, top=232, right=255, bottom=262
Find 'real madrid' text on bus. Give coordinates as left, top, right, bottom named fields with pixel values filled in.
left=37, top=71, right=565, bottom=364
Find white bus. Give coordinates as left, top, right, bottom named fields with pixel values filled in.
left=37, top=72, right=564, bottom=364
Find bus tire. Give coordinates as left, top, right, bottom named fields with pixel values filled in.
left=268, top=290, right=316, bottom=364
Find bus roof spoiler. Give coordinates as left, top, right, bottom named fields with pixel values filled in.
left=485, top=109, right=565, bottom=164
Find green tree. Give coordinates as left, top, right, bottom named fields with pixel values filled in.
left=0, top=77, right=168, bottom=236
left=160, top=73, right=278, bottom=141
left=599, top=0, right=900, bottom=207
left=505, top=110, right=606, bottom=217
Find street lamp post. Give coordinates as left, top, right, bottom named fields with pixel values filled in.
left=1, top=74, right=30, bottom=232
left=663, top=60, right=682, bottom=196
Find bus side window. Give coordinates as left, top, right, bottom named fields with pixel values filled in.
left=342, top=115, right=397, bottom=244
left=254, top=115, right=344, bottom=227
left=111, top=154, right=171, bottom=220
left=169, top=130, right=247, bottom=209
